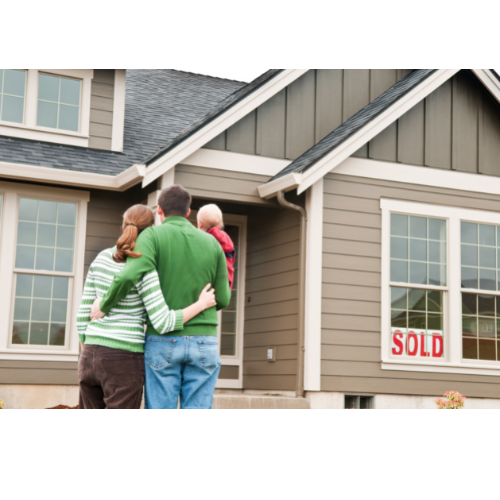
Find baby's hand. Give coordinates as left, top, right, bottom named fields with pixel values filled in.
left=198, top=284, right=216, bottom=310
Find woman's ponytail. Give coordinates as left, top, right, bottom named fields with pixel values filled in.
left=113, top=205, right=155, bottom=263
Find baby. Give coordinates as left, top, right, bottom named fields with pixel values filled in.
left=197, top=204, right=235, bottom=290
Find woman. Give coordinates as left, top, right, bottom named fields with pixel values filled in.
left=77, top=204, right=215, bottom=409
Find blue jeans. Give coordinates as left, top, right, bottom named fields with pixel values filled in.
left=144, top=335, right=220, bottom=409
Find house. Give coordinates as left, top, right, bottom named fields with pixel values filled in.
left=2, top=68, right=500, bottom=409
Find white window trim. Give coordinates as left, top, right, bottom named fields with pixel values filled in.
left=0, top=69, right=93, bottom=147
left=0, top=181, right=89, bottom=361
left=381, top=198, right=500, bottom=377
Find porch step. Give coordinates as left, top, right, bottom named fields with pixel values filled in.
left=212, top=394, right=310, bottom=409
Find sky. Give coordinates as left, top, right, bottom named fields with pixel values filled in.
left=173, top=68, right=268, bottom=83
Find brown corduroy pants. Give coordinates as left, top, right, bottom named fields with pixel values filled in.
left=78, top=344, right=145, bottom=409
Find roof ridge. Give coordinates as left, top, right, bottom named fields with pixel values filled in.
left=169, top=68, right=248, bottom=85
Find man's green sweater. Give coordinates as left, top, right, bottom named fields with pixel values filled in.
left=99, top=216, right=231, bottom=337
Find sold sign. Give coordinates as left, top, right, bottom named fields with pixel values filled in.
left=391, top=329, right=443, bottom=358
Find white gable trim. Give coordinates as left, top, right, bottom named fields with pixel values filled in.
left=181, top=148, right=291, bottom=176
left=142, top=69, right=309, bottom=187
left=0, top=161, right=145, bottom=191
left=258, top=69, right=460, bottom=199
left=471, top=69, right=500, bottom=104
left=333, top=157, right=500, bottom=197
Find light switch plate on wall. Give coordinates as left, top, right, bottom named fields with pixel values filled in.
left=267, top=346, right=276, bottom=362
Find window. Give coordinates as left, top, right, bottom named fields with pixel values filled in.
left=12, top=198, right=77, bottom=348
left=37, top=74, right=81, bottom=132
left=0, top=70, right=26, bottom=124
left=382, top=199, right=500, bottom=376
left=0, top=182, right=88, bottom=361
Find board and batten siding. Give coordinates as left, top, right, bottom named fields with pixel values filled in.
left=321, top=172, right=500, bottom=397
left=205, top=69, right=413, bottom=161
left=89, top=69, right=115, bottom=151
left=244, top=207, right=301, bottom=391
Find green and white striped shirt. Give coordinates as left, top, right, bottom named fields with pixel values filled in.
left=77, top=247, right=184, bottom=352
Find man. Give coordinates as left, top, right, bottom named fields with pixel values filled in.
left=91, top=185, right=231, bottom=409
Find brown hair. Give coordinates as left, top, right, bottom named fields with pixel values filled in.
left=113, top=204, right=155, bottom=263
left=158, top=184, right=192, bottom=217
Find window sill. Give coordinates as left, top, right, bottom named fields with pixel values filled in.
left=0, top=349, right=79, bottom=362
left=382, top=359, right=500, bottom=377
left=0, top=121, right=89, bottom=148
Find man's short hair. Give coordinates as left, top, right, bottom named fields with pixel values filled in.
left=158, top=185, right=192, bottom=217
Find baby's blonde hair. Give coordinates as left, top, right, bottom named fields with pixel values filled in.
left=197, top=204, right=223, bottom=230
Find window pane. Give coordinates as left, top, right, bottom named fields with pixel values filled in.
left=390, top=214, right=407, bottom=236
left=38, top=200, right=57, bottom=223
left=408, top=311, right=426, bottom=330
left=461, top=222, right=477, bottom=244
left=57, top=203, right=77, bottom=226
left=390, top=259, right=408, bottom=283
left=429, top=241, right=446, bottom=263
left=461, top=266, right=478, bottom=289
left=479, top=268, right=496, bottom=291
left=30, top=323, right=49, bottom=345
left=409, top=261, right=426, bottom=285
left=390, top=237, right=407, bottom=259
left=35, top=247, right=55, bottom=271
left=12, top=322, right=29, bottom=344
left=52, top=277, right=69, bottom=299
left=461, top=244, right=478, bottom=267
left=429, top=218, right=446, bottom=241
left=49, top=324, right=65, bottom=346
left=408, top=288, right=426, bottom=311
left=3, top=69, right=26, bottom=97
left=429, top=264, right=446, bottom=286
left=480, top=246, right=496, bottom=269
left=409, top=216, right=426, bottom=239
left=56, top=226, right=75, bottom=249
left=427, top=313, right=443, bottom=331
left=33, top=275, right=52, bottom=299
left=478, top=294, right=495, bottom=316
left=37, top=223, right=56, bottom=247
left=409, top=239, right=427, bottom=262
left=58, top=104, right=79, bottom=131
left=463, top=337, right=478, bottom=359
left=18, top=198, right=37, bottom=222
left=462, top=293, right=477, bottom=315
left=391, top=287, right=407, bottom=310
left=16, top=274, right=33, bottom=297
left=17, top=222, right=36, bottom=245
left=37, top=100, right=58, bottom=128
left=479, top=339, right=496, bottom=360
left=38, top=74, right=59, bottom=102
left=31, top=299, right=51, bottom=322
left=479, top=224, right=495, bottom=246
left=462, top=316, right=477, bottom=337
left=59, top=78, right=80, bottom=105
left=12, top=274, right=69, bottom=347
left=391, top=309, right=407, bottom=328
left=428, top=290, right=443, bottom=312
left=15, top=245, right=35, bottom=269
left=55, top=249, right=73, bottom=272
left=2, top=95, right=24, bottom=123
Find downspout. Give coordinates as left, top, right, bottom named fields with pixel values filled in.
left=277, top=191, right=307, bottom=398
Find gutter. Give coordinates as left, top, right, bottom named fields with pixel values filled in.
left=277, top=190, right=307, bottom=398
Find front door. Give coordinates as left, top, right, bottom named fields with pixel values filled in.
left=188, top=211, right=246, bottom=389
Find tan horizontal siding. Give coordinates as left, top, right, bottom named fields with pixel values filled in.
left=0, top=361, right=78, bottom=385
left=322, top=171, right=500, bottom=398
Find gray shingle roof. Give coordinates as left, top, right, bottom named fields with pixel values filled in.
left=0, top=70, right=245, bottom=175
left=268, top=69, right=437, bottom=182
left=144, top=69, right=283, bottom=165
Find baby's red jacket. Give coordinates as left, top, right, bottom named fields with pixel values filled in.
left=208, top=227, right=235, bottom=290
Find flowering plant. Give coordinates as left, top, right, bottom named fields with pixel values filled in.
left=435, top=391, right=466, bottom=409
left=0, top=399, right=4, bottom=409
